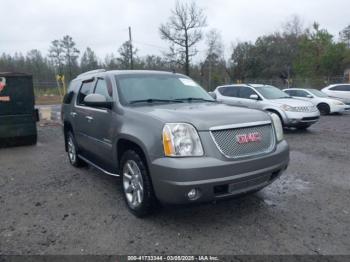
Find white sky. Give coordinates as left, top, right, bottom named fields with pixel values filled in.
left=0, top=0, right=349, bottom=62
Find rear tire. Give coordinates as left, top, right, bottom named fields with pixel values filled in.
left=317, top=103, right=330, bottom=115
left=120, top=150, right=157, bottom=217
left=66, top=131, right=85, bottom=167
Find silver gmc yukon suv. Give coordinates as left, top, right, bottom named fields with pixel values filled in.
left=62, top=70, right=289, bottom=217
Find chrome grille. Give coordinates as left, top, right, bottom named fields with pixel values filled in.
left=210, top=124, right=275, bottom=158
left=293, top=106, right=317, bottom=112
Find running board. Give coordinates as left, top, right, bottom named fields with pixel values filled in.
left=78, top=155, right=120, bottom=177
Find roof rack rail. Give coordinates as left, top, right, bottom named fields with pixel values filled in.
left=77, top=69, right=106, bottom=78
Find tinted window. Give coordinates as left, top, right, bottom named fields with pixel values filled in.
left=220, top=86, right=239, bottom=97
left=294, top=90, right=309, bottom=97
left=239, top=86, right=257, bottom=99
left=284, top=90, right=296, bottom=96
left=94, top=79, right=113, bottom=101
left=77, top=80, right=94, bottom=105
left=330, top=85, right=350, bottom=91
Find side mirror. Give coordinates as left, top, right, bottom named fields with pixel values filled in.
left=249, top=94, right=259, bottom=100
left=84, top=94, right=113, bottom=109
left=208, top=92, right=217, bottom=100
left=306, top=94, right=313, bottom=98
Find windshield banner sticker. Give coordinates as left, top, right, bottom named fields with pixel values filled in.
left=179, top=78, right=198, bottom=87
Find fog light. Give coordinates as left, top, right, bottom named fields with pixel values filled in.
left=187, top=188, right=199, bottom=200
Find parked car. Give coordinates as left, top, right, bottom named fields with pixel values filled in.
left=212, top=84, right=320, bottom=130
left=321, top=84, right=350, bottom=105
left=283, top=88, right=349, bottom=115
left=62, top=70, right=289, bottom=217
left=0, top=72, right=39, bottom=147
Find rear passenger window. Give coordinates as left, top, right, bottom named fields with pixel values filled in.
left=94, top=78, right=113, bottom=101
left=285, top=90, right=295, bottom=96
left=77, top=80, right=94, bottom=105
left=220, top=86, right=239, bottom=97
left=330, top=85, right=350, bottom=91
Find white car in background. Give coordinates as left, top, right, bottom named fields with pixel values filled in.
left=212, top=84, right=320, bottom=130
left=321, top=84, right=350, bottom=105
left=283, top=88, right=349, bottom=115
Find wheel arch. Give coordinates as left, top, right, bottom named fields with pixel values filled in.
left=265, top=108, right=284, bottom=124
left=116, top=137, right=150, bottom=172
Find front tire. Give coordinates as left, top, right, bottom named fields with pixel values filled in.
left=120, top=150, right=157, bottom=217
left=317, top=103, right=330, bottom=115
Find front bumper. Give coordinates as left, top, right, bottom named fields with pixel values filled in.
left=150, top=140, right=289, bottom=204
left=282, top=110, right=320, bottom=127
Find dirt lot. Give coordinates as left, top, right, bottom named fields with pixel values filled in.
left=0, top=114, right=349, bottom=255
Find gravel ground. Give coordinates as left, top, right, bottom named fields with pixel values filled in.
left=0, top=114, right=349, bottom=255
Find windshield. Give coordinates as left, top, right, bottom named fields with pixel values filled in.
left=307, top=89, right=328, bottom=98
left=115, top=73, right=214, bottom=104
left=254, top=85, right=291, bottom=99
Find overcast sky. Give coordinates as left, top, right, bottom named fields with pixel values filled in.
left=1, top=0, right=349, bottom=62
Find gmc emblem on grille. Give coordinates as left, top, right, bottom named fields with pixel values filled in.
left=236, top=132, right=262, bottom=144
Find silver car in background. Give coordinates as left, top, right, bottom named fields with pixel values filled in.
left=213, top=84, right=320, bottom=130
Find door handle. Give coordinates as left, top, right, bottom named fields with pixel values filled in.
left=85, top=116, right=94, bottom=122
left=70, top=112, right=77, bottom=117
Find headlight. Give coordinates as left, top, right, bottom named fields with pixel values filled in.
left=162, top=123, right=204, bottom=157
left=280, top=104, right=294, bottom=111
left=270, top=113, right=284, bottom=142
left=332, top=100, right=345, bottom=106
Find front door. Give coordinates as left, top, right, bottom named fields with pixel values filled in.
left=85, top=77, right=115, bottom=171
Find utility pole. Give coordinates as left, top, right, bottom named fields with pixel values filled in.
left=129, top=26, right=134, bottom=70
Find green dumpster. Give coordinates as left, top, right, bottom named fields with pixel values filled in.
left=0, top=72, right=38, bottom=147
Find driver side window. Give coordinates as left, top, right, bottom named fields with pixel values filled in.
left=77, top=80, right=94, bottom=105
left=239, top=86, right=258, bottom=99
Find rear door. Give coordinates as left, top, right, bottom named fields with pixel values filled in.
left=0, top=74, right=37, bottom=139
left=0, top=75, right=34, bottom=116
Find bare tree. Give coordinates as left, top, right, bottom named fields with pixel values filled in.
left=205, top=29, right=224, bottom=89
left=81, top=47, right=99, bottom=72
left=340, top=25, right=350, bottom=48
left=117, top=41, right=138, bottom=69
left=61, top=35, right=80, bottom=81
left=48, top=40, right=64, bottom=74
left=159, top=1, right=207, bottom=76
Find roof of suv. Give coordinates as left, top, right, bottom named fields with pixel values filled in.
left=75, top=69, right=183, bottom=80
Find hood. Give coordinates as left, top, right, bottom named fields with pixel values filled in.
left=130, top=102, right=270, bottom=131
left=268, top=98, right=314, bottom=107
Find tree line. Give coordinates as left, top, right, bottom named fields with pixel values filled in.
left=1, top=1, right=350, bottom=90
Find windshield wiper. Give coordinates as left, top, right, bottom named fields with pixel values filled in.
left=174, top=97, right=216, bottom=103
left=129, top=99, right=184, bottom=104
